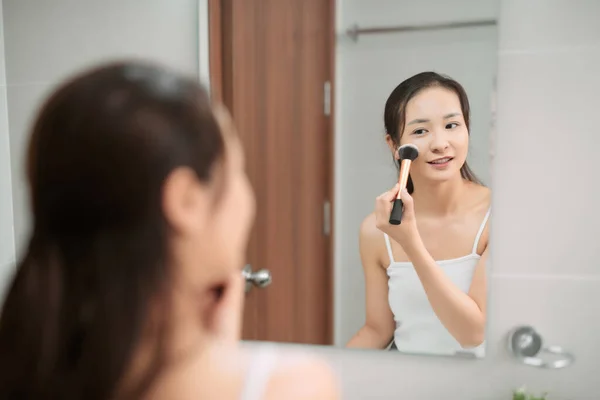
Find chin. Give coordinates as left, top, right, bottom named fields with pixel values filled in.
left=422, top=169, right=458, bottom=183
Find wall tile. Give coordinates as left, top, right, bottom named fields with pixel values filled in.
left=492, top=49, right=600, bottom=277
left=0, top=86, right=15, bottom=266
left=2, top=0, right=198, bottom=86
left=487, top=276, right=600, bottom=398
left=0, top=4, right=6, bottom=87
left=498, top=0, right=600, bottom=52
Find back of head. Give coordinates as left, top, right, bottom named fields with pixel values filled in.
left=0, top=61, right=224, bottom=399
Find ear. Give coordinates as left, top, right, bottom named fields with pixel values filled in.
left=162, top=167, right=209, bottom=234
left=385, top=134, right=399, bottom=160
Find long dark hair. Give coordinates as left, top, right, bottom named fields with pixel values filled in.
left=384, top=71, right=481, bottom=193
left=0, top=61, right=225, bottom=399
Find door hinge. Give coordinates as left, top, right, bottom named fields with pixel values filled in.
left=323, top=200, right=331, bottom=236
left=323, top=81, right=331, bottom=116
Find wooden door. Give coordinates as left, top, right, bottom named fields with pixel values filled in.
left=208, top=0, right=335, bottom=345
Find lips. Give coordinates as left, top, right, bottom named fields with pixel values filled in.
left=427, top=157, right=453, bottom=164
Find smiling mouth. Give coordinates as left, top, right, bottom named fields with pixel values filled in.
left=427, top=157, right=453, bottom=164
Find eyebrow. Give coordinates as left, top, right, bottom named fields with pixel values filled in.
left=406, top=112, right=461, bottom=125
left=444, top=112, right=461, bottom=119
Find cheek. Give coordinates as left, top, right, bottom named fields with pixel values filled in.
left=452, top=130, right=470, bottom=157
left=245, top=179, right=257, bottom=227
left=229, top=174, right=255, bottom=230
left=399, top=136, right=427, bottom=162
left=214, top=177, right=255, bottom=267
left=398, top=134, right=413, bottom=146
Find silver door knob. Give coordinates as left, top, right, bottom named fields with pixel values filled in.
left=242, top=264, right=272, bottom=293
left=506, top=325, right=574, bottom=369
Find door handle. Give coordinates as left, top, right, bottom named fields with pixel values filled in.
left=242, top=264, right=272, bottom=293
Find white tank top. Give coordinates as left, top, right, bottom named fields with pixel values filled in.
left=384, top=207, right=491, bottom=358
left=239, top=344, right=279, bottom=400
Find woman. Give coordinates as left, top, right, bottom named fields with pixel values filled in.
left=346, top=72, right=491, bottom=357
left=0, top=62, right=339, bottom=399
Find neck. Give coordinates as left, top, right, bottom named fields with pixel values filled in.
left=166, top=288, right=212, bottom=358
left=120, top=288, right=212, bottom=397
left=410, top=173, right=468, bottom=216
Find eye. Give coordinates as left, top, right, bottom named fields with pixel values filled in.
left=412, top=128, right=427, bottom=135
left=445, top=122, right=459, bottom=129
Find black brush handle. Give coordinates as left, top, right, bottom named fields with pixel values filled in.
left=389, top=199, right=404, bottom=225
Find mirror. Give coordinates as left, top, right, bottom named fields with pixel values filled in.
left=0, top=0, right=498, bottom=361
left=211, top=0, right=499, bottom=359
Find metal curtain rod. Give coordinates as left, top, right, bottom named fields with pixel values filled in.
left=346, top=19, right=497, bottom=42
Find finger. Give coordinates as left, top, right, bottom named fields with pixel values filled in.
left=377, top=183, right=400, bottom=203
left=209, top=271, right=245, bottom=342
left=375, top=186, right=399, bottom=228
left=399, top=188, right=414, bottom=216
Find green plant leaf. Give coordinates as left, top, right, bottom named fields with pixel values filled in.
left=512, top=387, right=548, bottom=400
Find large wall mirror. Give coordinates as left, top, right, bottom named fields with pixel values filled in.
left=209, top=0, right=499, bottom=359
left=0, top=0, right=498, bottom=361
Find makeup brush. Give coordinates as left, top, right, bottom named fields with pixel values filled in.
left=389, top=144, right=419, bottom=225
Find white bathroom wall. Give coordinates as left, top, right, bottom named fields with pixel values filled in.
left=1, top=0, right=200, bottom=259
left=0, top=3, right=16, bottom=299
left=311, top=0, right=600, bottom=398
left=333, top=0, right=500, bottom=346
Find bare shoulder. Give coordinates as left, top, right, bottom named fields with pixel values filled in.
left=359, top=212, right=384, bottom=246
left=144, top=345, right=248, bottom=400
left=360, top=212, right=377, bottom=234
left=264, top=353, right=340, bottom=400
left=359, top=212, right=387, bottom=266
left=480, top=185, right=492, bottom=207
left=468, top=183, right=492, bottom=253
left=145, top=346, right=339, bottom=400
left=478, top=185, right=492, bottom=221
left=466, top=182, right=492, bottom=212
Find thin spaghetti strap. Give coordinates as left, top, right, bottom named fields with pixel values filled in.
left=240, top=344, right=279, bottom=400
left=384, top=233, right=395, bottom=264
left=472, top=206, right=492, bottom=254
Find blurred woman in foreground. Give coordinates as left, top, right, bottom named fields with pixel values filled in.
left=0, top=61, right=339, bottom=400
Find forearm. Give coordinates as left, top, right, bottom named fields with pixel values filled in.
left=346, top=325, right=391, bottom=349
left=404, top=238, right=485, bottom=347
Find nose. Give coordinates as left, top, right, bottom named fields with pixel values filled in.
left=429, top=130, right=450, bottom=153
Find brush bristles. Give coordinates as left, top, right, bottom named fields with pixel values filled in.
left=398, top=144, right=419, bottom=161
